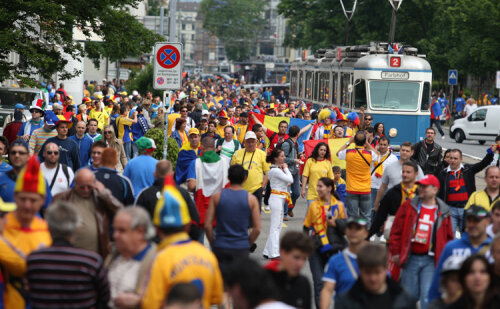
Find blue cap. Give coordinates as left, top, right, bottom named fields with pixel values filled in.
left=41, top=82, right=46, bottom=87
left=43, top=110, right=59, bottom=126
left=14, top=103, right=25, bottom=110
left=209, top=106, right=217, bottom=111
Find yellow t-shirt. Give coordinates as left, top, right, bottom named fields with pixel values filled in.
left=142, top=233, right=223, bottom=309
left=89, top=109, right=109, bottom=131
left=117, top=115, right=134, bottom=142
left=303, top=158, right=334, bottom=200
left=3, top=212, right=52, bottom=309
left=167, top=113, right=181, bottom=137
left=215, top=123, right=229, bottom=138
left=233, top=123, right=248, bottom=144
left=303, top=196, right=347, bottom=233
left=338, top=147, right=375, bottom=195
left=231, top=148, right=270, bottom=193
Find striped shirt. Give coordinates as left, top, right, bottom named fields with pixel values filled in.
left=29, top=127, right=57, bottom=155
left=26, top=239, right=110, bottom=308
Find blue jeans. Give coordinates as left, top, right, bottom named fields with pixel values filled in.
left=450, top=206, right=465, bottom=235
left=400, top=254, right=435, bottom=309
left=371, top=188, right=379, bottom=206
left=131, top=142, right=139, bottom=158
left=123, top=141, right=132, bottom=161
left=345, top=192, right=372, bottom=221
left=309, top=252, right=326, bottom=309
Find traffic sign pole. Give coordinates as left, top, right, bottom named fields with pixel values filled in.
left=163, top=91, right=170, bottom=159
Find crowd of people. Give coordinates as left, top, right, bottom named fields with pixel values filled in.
left=0, top=76, right=500, bottom=309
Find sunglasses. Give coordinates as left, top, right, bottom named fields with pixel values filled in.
left=47, top=151, right=59, bottom=155
left=104, top=131, right=112, bottom=134
left=10, top=150, right=28, bottom=155
left=365, top=118, right=373, bottom=120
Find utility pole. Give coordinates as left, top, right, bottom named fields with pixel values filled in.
left=169, top=0, right=177, bottom=42
left=339, top=0, right=358, bottom=45
left=160, top=7, right=165, bottom=36
left=388, top=0, right=403, bottom=43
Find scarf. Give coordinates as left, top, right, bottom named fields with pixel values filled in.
left=401, top=183, right=417, bottom=205
left=373, top=150, right=391, bottom=178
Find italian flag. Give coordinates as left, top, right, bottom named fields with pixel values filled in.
left=194, top=150, right=229, bottom=225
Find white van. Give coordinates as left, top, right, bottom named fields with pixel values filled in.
left=0, top=87, right=44, bottom=127
left=450, top=105, right=500, bottom=144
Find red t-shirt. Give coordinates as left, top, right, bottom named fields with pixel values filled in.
left=266, top=129, right=289, bottom=153
left=412, top=204, right=437, bottom=254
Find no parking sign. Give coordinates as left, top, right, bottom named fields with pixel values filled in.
left=153, top=42, right=183, bottom=90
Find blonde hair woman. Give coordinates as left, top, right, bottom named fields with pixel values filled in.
left=102, top=125, right=128, bottom=173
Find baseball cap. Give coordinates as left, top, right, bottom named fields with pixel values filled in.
left=209, top=106, right=217, bottom=112
left=135, top=137, right=156, bottom=153
left=201, top=110, right=209, bottom=116
left=14, top=103, right=25, bottom=110
left=441, top=255, right=465, bottom=274
left=416, top=174, right=440, bottom=189
left=346, top=216, right=370, bottom=229
left=153, top=176, right=191, bottom=228
left=188, top=128, right=200, bottom=136
left=464, top=205, right=490, bottom=220
left=244, top=131, right=257, bottom=140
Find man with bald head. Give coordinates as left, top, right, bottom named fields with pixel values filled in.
left=69, top=120, right=93, bottom=166
left=52, top=168, right=123, bottom=259
left=41, top=142, right=74, bottom=196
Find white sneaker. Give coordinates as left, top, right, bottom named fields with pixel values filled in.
left=442, top=135, right=446, bottom=139
left=380, top=235, right=386, bottom=242
left=264, top=205, right=270, bottom=212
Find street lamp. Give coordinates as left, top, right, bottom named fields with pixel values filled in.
left=388, top=0, right=403, bottom=43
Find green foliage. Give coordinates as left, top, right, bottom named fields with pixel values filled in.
left=200, top=0, right=267, bottom=61
left=147, top=0, right=162, bottom=16
left=125, top=63, right=164, bottom=97
left=278, top=0, right=500, bottom=81
left=144, top=128, right=179, bottom=168
left=0, top=0, right=161, bottom=82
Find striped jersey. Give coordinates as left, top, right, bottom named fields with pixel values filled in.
left=28, top=127, right=57, bottom=155
left=26, top=239, right=110, bottom=308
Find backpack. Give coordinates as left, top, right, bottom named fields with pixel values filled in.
left=275, top=137, right=297, bottom=158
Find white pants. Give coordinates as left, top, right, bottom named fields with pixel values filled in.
left=263, top=194, right=285, bottom=258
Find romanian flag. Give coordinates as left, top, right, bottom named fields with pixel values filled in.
left=303, top=138, right=354, bottom=170
left=174, top=143, right=199, bottom=185
left=248, top=112, right=314, bottom=152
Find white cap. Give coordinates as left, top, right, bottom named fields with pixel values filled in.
left=132, top=90, right=139, bottom=96
left=201, top=110, right=209, bottom=115
left=148, top=138, right=157, bottom=149
left=244, top=131, right=257, bottom=140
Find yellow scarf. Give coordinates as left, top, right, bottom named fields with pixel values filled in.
left=373, top=150, right=391, bottom=178
left=401, top=183, right=418, bottom=205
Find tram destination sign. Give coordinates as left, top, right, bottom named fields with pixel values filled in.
left=381, top=71, right=409, bottom=80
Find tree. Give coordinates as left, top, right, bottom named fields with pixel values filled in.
left=199, top=0, right=267, bottom=62
left=0, top=0, right=162, bottom=83
left=126, top=63, right=164, bottom=97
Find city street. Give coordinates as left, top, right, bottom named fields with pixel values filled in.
left=442, top=126, right=490, bottom=159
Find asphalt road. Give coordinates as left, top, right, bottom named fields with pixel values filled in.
left=442, top=126, right=490, bottom=159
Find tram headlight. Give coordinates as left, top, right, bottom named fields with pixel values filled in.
left=388, top=128, right=398, bottom=138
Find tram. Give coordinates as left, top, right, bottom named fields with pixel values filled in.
left=289, top=42, right=432, bottom=144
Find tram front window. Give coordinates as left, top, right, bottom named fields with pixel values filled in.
left=369, top=81, right=420, bottom=110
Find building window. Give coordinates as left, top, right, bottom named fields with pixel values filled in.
left=182, top=24, right=186, bottom=30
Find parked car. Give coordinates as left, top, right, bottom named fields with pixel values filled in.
left=450, top=105, right=500, bottom=144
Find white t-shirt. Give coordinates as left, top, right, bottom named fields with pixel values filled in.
left=371, top=152, right=398, bottom=189
left=41, top=163, right=74, bottom=196
left=463, top=103, right=478, bottom=117
left=220, top=139, right=240, bottom=163
left=381, top=160, right=425, bottom=190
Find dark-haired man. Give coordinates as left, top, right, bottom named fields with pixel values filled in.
left=265, top=231, right=313, bottom=309
left=205, top=164, right=261, bottom=270
left=436, top=146, right=494, bottom=234
left=337, top=131, right=378, bottom=220
left=335, top=244, right=416, bottom=309
left=412, top=127, right=442, bottom=175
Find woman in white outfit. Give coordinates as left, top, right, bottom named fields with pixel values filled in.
left=263, top=148, right=294, bottom=259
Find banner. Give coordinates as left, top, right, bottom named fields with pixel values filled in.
left=248, top=113, right=313, bottom=152
left=303, top=138, right=354, bottom=170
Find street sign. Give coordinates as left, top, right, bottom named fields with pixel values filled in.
left=448, top=69, right=458, bottom=85
left=153, top=42, right=183, bottom=90
left=496, top=71, right=500, bottom=89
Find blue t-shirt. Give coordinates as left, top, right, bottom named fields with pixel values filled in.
left=438, top=97, right=448, bottom=109
left=17, top=121, right=43, bottom=136
left=322, top=249, right=359, bottom=299
left=454, top=97, right=466, bottom=112
left=123, top=155, right=158, bottom=197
